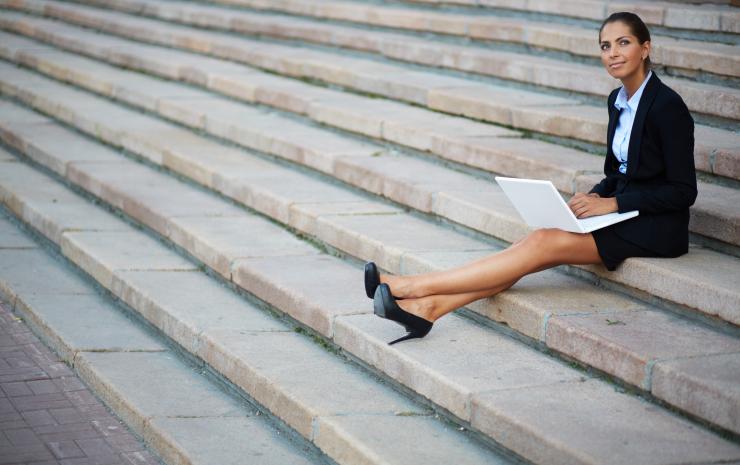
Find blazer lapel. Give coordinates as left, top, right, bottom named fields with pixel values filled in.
left=606, top=95, right=620, bottom=159
left=626, top=72, right=660, bottom=177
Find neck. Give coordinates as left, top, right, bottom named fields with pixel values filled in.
left=621, top=68, right=649, bottom=100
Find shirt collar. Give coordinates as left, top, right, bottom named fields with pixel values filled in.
left=614, top=70, right=652, bottom=111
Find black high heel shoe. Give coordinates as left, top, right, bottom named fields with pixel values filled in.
left=364, top=262, right=380, bottom=299
left=373, top=283, right=433, bottom=345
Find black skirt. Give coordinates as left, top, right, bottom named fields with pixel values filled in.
left=591, top=225, right=661, bottom=271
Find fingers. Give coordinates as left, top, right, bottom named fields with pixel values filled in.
left=574, top=205, right=593, bottom=218
left=567, top=193, right=586, bottom=210
left=572, top=197, right=597, bottom=218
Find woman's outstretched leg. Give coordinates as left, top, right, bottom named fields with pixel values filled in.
left=382, top=229, right=601, bottom=299
left=396, top=280, right=517, bottom=322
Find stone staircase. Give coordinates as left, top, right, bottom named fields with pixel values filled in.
left=0, top=0, right=738, bottom=463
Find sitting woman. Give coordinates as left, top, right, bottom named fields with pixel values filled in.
left=365, top=12, right=697, bottom=345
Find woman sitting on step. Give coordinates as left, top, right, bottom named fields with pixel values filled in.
left=365, top=12, right=697, bottom=345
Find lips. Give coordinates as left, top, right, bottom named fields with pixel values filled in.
left=610, top=62, right=625, bottom=69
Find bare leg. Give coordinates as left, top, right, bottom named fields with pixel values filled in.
left=382, top=229, right=601, bottom=299
left=396, top=280, right=516, bottom=322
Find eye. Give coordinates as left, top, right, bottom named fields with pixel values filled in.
left=620, top=40, right=630, bottom=45
left=600, top=43, right=609, bottom=51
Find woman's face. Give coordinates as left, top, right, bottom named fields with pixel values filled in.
left=599, top=21, right=649, bottom=82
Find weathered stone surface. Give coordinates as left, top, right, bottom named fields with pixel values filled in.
left=166, top=214, right=319, bottom=277
left=652, top=353, right=740, bottom=435
left=14, top=292, right=166, bottom=362
left=315, top=414, right=509, bottom=465
left=432, top=188, right=529, bottom=243
left=314, top=213, right=493, bottom=272
left=427, top=85, right=570, bottom=126
left=0, top=149, right=15, bottom=162
left=584, top=246, right=740, bottom=326
left=0, top=249, right=94, bottom=300
left=307, top=94, right=386, bottom=139
left=60, top=231, right=197, bottom=289
left=163, top=139, right=272, bottom=189
left=74, top=352, right=245, bottom=435
left=148, top=417, right=320, bottom=465
left=472, top=268, right=644, bottom=340
left=0, top=162, right=129, bottom=243
left=199, top=330, right=423, bottom=438
left=547, top=308, right=740, bottom=389
left=0, top=120, right=122, bottom=176
left=691, top=182, right=740, bottom=246
left=232, top=254, right=368, bottom=337
left=431, top=136, right=601, bottom=193
left=471, top=379, right=740, bottom=465
left=289, top=201, right=401, bottom=238
left=334, top=154, right=484, bottom=212
left=511, top=104, right=606, bottom=144
left=214, top=168, right=364, bottom=226
left=333, top=313, right=584, bottom=421
left=110, top=269, right=288, bottom=355
left=67, top=161, right=242, bottom=236
left=664, top=6, right=720, bottom=31
left=695, top=124, right=740, bottom=179
left=254, top=75, right=331, bottom=115
left=0, top=212, right=37, bottom=249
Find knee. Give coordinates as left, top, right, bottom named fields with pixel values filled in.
left=523, top=228, right=560, bottom=248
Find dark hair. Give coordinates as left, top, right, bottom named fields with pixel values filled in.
left=599, top=12, right=652, bottom=69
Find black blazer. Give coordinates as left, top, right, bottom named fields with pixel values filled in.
left=589, top=72, right=697, bottom=257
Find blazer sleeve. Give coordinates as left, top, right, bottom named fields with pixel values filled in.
left=589, top=175, right=616, bottom=197
left=615, top=96, right=698, bottom=213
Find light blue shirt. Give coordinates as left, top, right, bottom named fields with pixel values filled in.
left=612, top=70, right=652, bottom=174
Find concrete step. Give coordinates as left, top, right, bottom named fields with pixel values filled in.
left=1, top=0, right=738, bottom=182
left=0, top=213, right=332, bottom=465
left=0, top=43, right=738, bottom=325
left=397, top=0, right=740, bottom=34
left=1, top=120, right=740, bottom=464
left=65, top=0, right=740, bottom=99
left=1, top=86, right=739, bottom=441
left=0, top=160, right=513, bottom=465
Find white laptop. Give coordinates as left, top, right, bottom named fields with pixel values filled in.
left=495, top=177, right=639, bottom=233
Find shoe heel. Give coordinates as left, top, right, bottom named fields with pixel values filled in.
left=388, top=332, right=420, bottom=345
left=388, top=328, right=430, bottom=345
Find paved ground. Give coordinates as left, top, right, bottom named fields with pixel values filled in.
left=0, top=300, right=161, bottom=465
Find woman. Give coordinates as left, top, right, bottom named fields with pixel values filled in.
left=365, top=12, right=697, bottom=345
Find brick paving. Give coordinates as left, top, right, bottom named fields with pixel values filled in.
left=0, top=301, right=161, bottom=465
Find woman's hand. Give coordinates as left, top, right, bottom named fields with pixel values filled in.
left=567, top=193, right=619, bottom=218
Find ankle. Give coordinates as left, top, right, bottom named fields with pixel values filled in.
left=381, top=275, right=414, bottom=299
left=397, top=297, right=436, bottom=322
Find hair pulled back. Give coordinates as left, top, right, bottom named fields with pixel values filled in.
left=599, top=12, right=652, bottom=69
